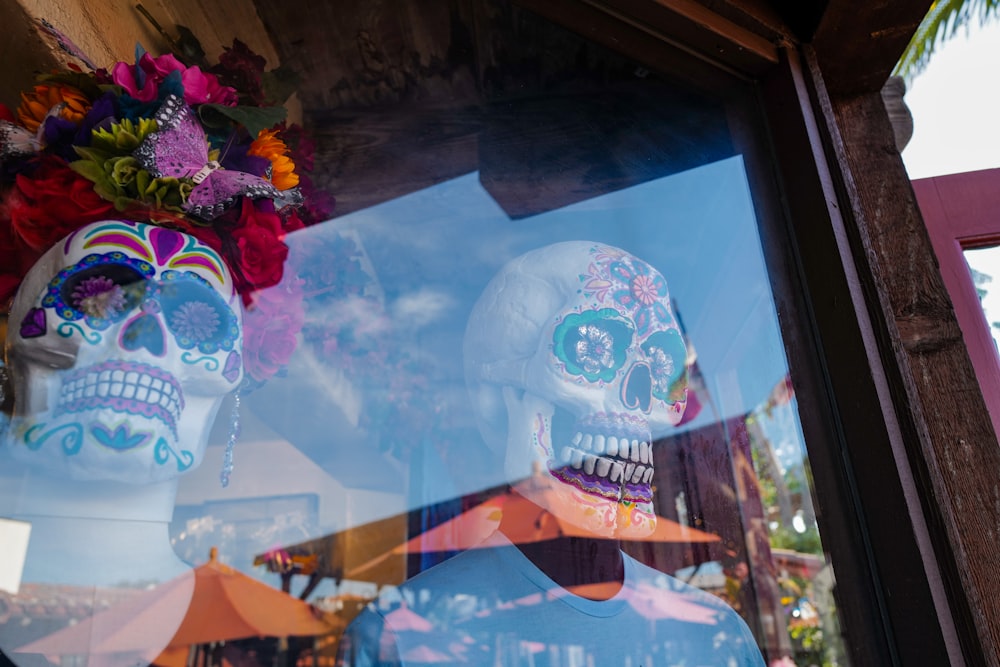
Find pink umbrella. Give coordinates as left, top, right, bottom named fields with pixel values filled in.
left=400, top=645, right=455, bottom=663
left=383, top=603, right=433, bottom=633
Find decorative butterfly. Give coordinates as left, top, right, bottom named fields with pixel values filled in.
left=134, top=94, right=288, bottom=221
left=0, top=103, right=65, bottom=160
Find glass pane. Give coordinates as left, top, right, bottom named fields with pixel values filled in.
left=0, top=5, right=846, bottom=667
left=964, top=245, right=1000, bottom=351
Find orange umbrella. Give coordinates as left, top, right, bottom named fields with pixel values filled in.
left=14, top=548, right=337, bottom=663
left=167, top=548, right=336, bottom=645
left=346, top=478, right=718, bottom=579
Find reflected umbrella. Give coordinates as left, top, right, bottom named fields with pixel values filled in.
left=382, top=604, right=433, bottom=633
left=379, top=605, right=468, bottom=665
left=13, top=548, right=337, bottom=666
left=344, top=475, right=719, bottom=580
left=400, top=645, right=455, bottom=663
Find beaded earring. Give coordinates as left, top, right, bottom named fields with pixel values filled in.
left=220, top=388, right=241, bottom=487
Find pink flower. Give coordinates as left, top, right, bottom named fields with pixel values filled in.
left=111, top=53, right=238, bottom=106
left=631, top=274, right=659, bottom=305
left=242, top=274, right=305, bottom=383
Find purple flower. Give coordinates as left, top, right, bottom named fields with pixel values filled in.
left=72, top=276, right=126, bottom=318
left=170, top=301, right=221, bottom=340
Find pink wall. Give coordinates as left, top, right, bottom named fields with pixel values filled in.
left=913, top=168, right=1000, bottom=437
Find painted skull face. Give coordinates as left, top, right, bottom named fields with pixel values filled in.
left=4, top=220, right=243, bottom=483
left=465, top=242, right=687, bottom=538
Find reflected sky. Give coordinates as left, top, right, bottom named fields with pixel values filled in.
left=242, top=155, right=791, bottom=528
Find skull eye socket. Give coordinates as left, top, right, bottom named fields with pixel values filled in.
left=58, top=264, right=147, bottom=325
left=159, top=272, right=239, bottom=353
left=641, top=328, right=687, bottom=402
left=553, top=309, right=634, bottom=382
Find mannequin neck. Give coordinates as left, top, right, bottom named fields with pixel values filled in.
left=498, top=488, right=625, bottom=600
left=6, top=470, right=190, bottom=587
left=12, top=471, right=180, bottom=521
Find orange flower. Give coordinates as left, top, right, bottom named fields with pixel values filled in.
left=17, top=83, right=90, bottom=132
left=248, top=129, right=299, bottom=190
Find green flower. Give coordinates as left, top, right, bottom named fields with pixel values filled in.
left=70, top=152, right=189, bottom=212
left=90, top=118, right=158, bottom=155
left=110, top=156, right=142, bottom=189
left=137, top=173, right=191, bottom=210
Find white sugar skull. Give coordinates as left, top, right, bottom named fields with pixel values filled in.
left=465, top=241, right=688, bottom=538
left=3, top=220, right=243, bottom=483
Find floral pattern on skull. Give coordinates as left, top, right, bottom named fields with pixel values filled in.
left=4, top=220, right=243, bottom=483
left=465, top=241, right=688, bottom=538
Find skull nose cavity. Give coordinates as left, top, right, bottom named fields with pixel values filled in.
left=621, top=362, right=652, bottom=413
left=120, top=313, right=167, bottom=356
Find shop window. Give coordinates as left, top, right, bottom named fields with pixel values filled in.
left=0, top=4, right=861, bottom=667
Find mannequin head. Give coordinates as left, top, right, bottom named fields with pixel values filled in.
left=4, top=220, right=243, bottom=483
left=465, top=241, right=688, bottom=538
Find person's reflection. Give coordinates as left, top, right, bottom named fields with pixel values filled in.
left=339, top=242, right=765, bottom=666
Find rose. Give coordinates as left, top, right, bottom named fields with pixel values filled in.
left=111, top=53, right=238, bottom=106
left=7, top=156, right=117, bottom=252
left=229, top=199, right=289, bottom=293
left=213, top=39, right=267, bottom=105
left=242, top=309, right=301, bottom=382
left=281, top=208, right=306, bottom=234
left=241, top=275, right=304, bottom=382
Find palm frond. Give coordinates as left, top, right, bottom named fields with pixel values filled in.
left=895, top=0, right=1000, bottom=79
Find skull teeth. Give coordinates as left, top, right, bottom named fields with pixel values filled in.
left=56, top=361, right=185, bottom=432
left=557, top=445, right=652, bottom=484
left=568, top=431, right=651, bottom=463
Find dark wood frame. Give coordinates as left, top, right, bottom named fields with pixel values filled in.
left=805, top=5, right=1000, bottom=662
left=514, top=1, right=999, bottom=664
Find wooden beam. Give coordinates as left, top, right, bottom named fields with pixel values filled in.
left=805, top=45, right=1000, bottom=665
left=517, top=0, right=778, bottom=78
left=810, top=0, right=933, bottom=95
left=299, top=571, right=324, bottom=601
left=758, top=48, right=954, bottom=666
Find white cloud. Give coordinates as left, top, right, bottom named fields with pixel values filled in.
left=391, top=288, right=455, bottom=329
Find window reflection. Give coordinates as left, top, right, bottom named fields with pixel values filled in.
left=239, top=159, right=836, bottom=666
left=964, top=245, right=1000, bottom=352
left=0, top=9, right=847, bottom=667
left=0, top=157, right=847, bottom=667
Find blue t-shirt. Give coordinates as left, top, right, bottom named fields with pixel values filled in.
left=339, top=532, right=766, bottom=666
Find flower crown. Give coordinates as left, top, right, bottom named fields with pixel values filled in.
left=0, top=42, right=332, bottom=384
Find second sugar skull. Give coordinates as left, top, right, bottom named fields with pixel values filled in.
left=465, top=241, right=688, bottom=538
left=4, top=220, right=243, bottom=483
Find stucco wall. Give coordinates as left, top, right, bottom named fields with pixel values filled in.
left=0, top=0, right=290, bottom=113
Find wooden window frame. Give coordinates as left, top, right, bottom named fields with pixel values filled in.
left=513, top=2, right=967, bottom=663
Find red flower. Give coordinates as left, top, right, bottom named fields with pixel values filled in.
left=5, top=156, right=117, bottom=253
left=0, top=217, right=41, bottom=304
left=281, top=208, right=306, bottom=234
left=213, top=40, right=267, bottom=105
left=229, top=199, right=289, bottom=293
